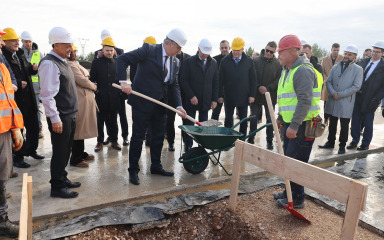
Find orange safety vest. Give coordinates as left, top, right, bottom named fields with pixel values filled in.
left=0, top=62, right=24, bottom=134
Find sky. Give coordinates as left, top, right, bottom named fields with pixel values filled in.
left=2, top=0, right=384, bottom=58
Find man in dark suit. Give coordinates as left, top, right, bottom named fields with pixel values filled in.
left=117, top=28, right=187, bottom=185
left=348, top=41, right=384, bottom=151
left=218, top=37, right=258, bottom=135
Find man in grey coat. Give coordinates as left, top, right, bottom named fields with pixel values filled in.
left=318, top=45, right=363, bottom=154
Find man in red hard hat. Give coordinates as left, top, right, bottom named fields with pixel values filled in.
left=273, top=34, right=323, bottom=209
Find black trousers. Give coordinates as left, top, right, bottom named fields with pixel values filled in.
left=166, top=110, right=176, bottom=144
left=119, top=99, right=129, bottom=140
left=211, top=102, right=223, bottom=120
left=97, top=111, right=118, bottom=143
left=224, top=105, right=248, bottom=135
left=182, top=108, right=208, bottom=148
left=327, top=115, right=350, bottom=147
left=70, top=139, right=85, bottom=165
left=129, top=105, right=166, bottom=175
left=48, top=117, right=76, bottom=189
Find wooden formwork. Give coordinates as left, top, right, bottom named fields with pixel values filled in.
left=19, top=173, right=33, bottom=240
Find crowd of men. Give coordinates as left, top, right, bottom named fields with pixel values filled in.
left=1, top=25, right=384, bottom=237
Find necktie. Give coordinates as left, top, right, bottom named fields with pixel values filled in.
left=163, top=56, right=169, bottom=80
left=363, top=62, right=374, bottom=81
left=13, top=54, right=22, bottom=70
left=235, top=58, right=240, bottom=64
left=202, top=60, right=206, bottom=71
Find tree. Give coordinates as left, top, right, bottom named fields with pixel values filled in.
left=245, top=47, right=254, bottom=57
left=78, top=52, right=95, bottom=62
left=311, top=43, right=329, bottom=61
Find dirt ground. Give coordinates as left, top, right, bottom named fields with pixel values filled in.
left=62, top=187, right=382, bottom=240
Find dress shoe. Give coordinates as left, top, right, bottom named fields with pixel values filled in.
left=10, top=172, right=18, bottom=178
left=64, top=179, right=81, bottom=188
left=70, top=161, right=89, bottom=168
left=168, top=143, right=175, bottom=151
left=83, top=153, right=95, bottom=161
left=50, top=187, right=78, bottom=198
left=338, top=147, right=346, bottom=154
left=111, top=142, right=122, bottom=150
left=29, top=152, right=45, bottom=160
left=357, top=145, right=369, bottom=151
left=103, top=138, right=111, bottom=145
left=0, top=216, right=19, bottom=238
left=129, top=173, right=140, bottom=185
left=267, top=141, right=273, bottom=150
left=94, top=142, right=103, bottom=152
left=123, top=139, right=129, bottom=146
left=13, top=161, right=30, bottom=168
left=318, top=141, right=334, bottom=149
left=150, top=168, right=174, bottom=176
left=346, top=142, right=358, bottom=149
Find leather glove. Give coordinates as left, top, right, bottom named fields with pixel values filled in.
left=11, top=128, right=23, bottom=151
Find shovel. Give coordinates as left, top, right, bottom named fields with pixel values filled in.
left=112, top=83, right=222, bottom=127
left=265, top=92, right=311, bottom=223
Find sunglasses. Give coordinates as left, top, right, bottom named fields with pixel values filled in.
left=265, top=49, right=274, bottom=54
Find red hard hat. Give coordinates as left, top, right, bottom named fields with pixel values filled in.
left=277, top=35, right=302, bottom=52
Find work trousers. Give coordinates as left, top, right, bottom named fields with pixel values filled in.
left=97, top=111, right=118, bottom=143
left=0, top=132, right=12, bottom=181
left=0, top=180, right=7, bottom=218
left=327, top=116, right=350, bottom=147
left=128, top=105, right=166, bottom=175
left=351, top=111, right=375, bottom=146
left=283, top=123, right=314, bottom=202
left=182, top=109, right=208, bottom=148
left=224, top=105, right=248, bottom=135
left=248, top=103, right=274, bottom=143
left=48, top=117, right=76, bottom=189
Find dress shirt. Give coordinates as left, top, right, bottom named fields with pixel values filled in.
left=39, top=50, right=66, bottom=123
left=233, top=55, right=242, bottom=63
left=198, top=55, right=207, bottom=69
left=162, top=44, right=171, bottom=82
left=364, top=59, right=380, bottom=80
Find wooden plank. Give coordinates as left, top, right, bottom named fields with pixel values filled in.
left=228, top=141, right=244, bottom=212
left=341, top=181, right=368, bottom=239
left=27, top=176, right=33, bottom=240
left=241, top=143, right=354, bottom=204
left=18, top=173, right=28, bottom=240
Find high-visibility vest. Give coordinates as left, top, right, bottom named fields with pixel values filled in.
left=0, top=63, right=24, bottom=134
left=30, top=51, right=40, bottom=83
left=277, top=64, right=323, bottom=123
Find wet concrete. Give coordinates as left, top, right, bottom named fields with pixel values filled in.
left=5, top=103, right=384, bottom=235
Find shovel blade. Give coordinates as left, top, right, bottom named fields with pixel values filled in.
left=283, top=204, right=311, bottom=223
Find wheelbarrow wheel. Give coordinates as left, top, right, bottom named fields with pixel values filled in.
left=183, top=147, right=209, bottom=174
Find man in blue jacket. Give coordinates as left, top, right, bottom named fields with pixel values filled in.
left=117, top=29, right=187, bottom=185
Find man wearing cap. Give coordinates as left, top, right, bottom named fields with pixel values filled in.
left=21, top=31, right=44, bottom=138
left=91, top=37, right=122, bottom=152
left=273, top=35, right=323, bottom=209
left=1, top=28, right=44, bottom=169
left=218, top=37, right=258, bottom=135
left=319, top=45, right=363, bottom=154
left=348, top=41, right=384, bottom=151
left=117, top=28, right=187, bottom=185
left=211, top=40, right=230, bottom=120
left=0, top=29, right=24, bottom=238
left=179, top=38, right=219, bottom=151
left=94, top=30, right=128, bottom=147
left=39, top=27, right=80, bottom=199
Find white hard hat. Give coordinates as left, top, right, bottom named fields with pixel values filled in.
left=48, top=27, right=74, bottom=44
left=344, top=44, right=358, bottom=55
left=101, top=29, right=111, bottom=40
left=20, top=31, right=32, bottom=41
left=166, top=28, right=187, bottom=47
left=198, top=38, right=212, bottom=55
left=372, top=40, right=384, bottom=50
left=301, top=39, right=308, bottom=46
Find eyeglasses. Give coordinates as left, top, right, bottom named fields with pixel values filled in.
left=265, top=49, right=274, bottom=54
left=373, top=50, right=382, bottom=54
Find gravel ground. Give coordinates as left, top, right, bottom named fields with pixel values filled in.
left=62, top=187, right=382, bottom=240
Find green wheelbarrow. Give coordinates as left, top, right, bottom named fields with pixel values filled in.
left=178, top=116, right=272, bottom=175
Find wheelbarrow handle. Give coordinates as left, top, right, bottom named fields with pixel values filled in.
left=230, top=115, right=256, bottom=130
left=112, top=83, right=202, bottom=126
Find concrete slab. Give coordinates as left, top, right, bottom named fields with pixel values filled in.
left=6, top=103, right=384, bottom=233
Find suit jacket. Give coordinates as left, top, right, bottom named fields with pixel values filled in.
left=116, top=43, right=182, bottom=112
left=321, top=54, right=343, bottom=101
left=356, top=58, right=384, bottom=112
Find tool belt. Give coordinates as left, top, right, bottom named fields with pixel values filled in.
left=304, top=115, right=325, bottom=138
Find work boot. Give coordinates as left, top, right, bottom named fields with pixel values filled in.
left=273, top=191, right=286, bottom=200
left=276, top=198, right=305, bottom=209
left=0, top=216, right=19, bottom=238
left=318, top=141, right=334, bottom=149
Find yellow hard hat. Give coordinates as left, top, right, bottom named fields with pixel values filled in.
left=1, top=28, right=20, bottom=40
left=101, top=37, right=115, bottom=47
left=231, top=37, right=245, bottom=50
left=143, top=36, right=156, bottom=45
left=72, top=45, right=78, bottom=51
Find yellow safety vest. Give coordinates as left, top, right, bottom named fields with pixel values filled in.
left=30, top=51, right=40, bottom=83
left=277, top=64, right=323, bottom=123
